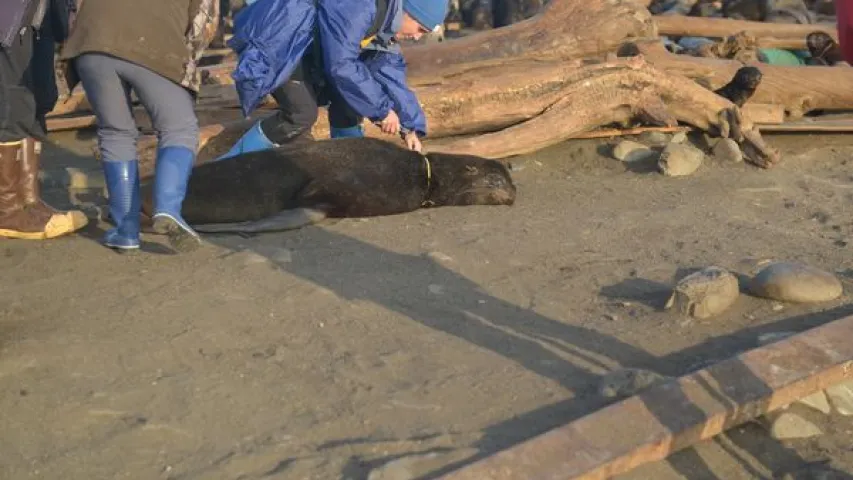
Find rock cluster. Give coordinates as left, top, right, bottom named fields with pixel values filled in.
left=611, top=130, right=746, bottom=177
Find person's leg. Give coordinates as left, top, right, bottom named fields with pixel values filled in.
left=218, top=60, right=318, bottom=160
left=74, top=52, right=142, bottom=250
left=262, top=62, right=319, bottom=143
left=110, top=57, right=203, bottom=252
left=326, top=85, right=365, bottom=139
left=210, top=0, right=230, bottom=48
left=20, top=21, right=88, bottom=231
left=0, top=24, right=83, bottom=239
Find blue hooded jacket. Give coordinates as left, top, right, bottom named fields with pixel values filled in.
left=228, top=0, right=428, bottom=136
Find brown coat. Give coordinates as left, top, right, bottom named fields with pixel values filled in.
left=59, top=0, right=218, bottom=95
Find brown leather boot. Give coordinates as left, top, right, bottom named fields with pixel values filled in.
left=0, top=141, right=80, bottom=240
left=19, top=138, right=89, bottom=231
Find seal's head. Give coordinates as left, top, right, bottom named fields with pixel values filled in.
left=732, top=66, right=763, bottom=91
left=425, top=153, right=516, bottom=207
left=806, top=31, right=841, bottom=64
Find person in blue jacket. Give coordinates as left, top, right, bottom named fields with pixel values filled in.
left=218, top=0, right=448, bottom=160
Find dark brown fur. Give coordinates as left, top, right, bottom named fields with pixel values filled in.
left=141, top=138, right=516, bottom=226
left=713, top=66, right=763, bottom=107
left=806, top=31, right=845, bottom=66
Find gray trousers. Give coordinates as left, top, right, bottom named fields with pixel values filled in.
left=74, top=53, right=199, bottom=161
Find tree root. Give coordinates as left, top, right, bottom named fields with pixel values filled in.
left=429, top=56, right=780, bottom=168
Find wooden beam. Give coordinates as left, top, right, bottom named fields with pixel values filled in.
left=435, top=315, right=853, bottom=480
left=655, top=15, right=839, bottom=47
left=46, top=114, right=97, bottom=132
left=758, top=113, right=853, bottom=132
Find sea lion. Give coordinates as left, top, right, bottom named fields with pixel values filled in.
left=139, top=138, right=516, bottom=234
left=806, top=31, right=846, bottom=65
left=713, top=66, right=763, bottom=107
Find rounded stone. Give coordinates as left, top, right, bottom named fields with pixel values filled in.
left=637, top=131, right=671, bottom=145
left=670, top=131, right=688, bottom=144
left=658, top=142, right=704, bottom=177
left=762, top=411, right=823, bottom=440
left=713, top=138, right=743, bottom=163
left=666, top=266, right=740, bottom=319
left=825, top=379, right=853, bottom=416
left=612, top=140, right=655, bottom=163
left=749, top=262, right=843, bottom=303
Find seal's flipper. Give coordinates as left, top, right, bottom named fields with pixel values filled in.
left=192, top=208, right=328, bottom=234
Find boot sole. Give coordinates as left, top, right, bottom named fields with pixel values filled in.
left=152, top=215, right=201, bottom=253
left=0, top=214, right=86, bottom=240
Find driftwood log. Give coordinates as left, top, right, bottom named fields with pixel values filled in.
left=130, top=54, right=778, bottom=180
left=654, top=14, right=839, bottom=50
left=55, top=0, right=853, bottom=177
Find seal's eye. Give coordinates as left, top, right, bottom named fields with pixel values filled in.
left=465, top=165, right=479, bottom=175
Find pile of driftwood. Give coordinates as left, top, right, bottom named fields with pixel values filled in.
left=46, top=0, right=853, bottom=176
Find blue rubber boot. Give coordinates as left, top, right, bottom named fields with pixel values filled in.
left=151, top=146, right=202, bottom=253
left=330, top=125, right=364, bottom=139
left=101, top=160, right=141, bottom=250
left=215, top=120, right=277, bottom=161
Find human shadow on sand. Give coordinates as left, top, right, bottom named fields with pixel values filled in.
left=198, top=225, right=853, bottom=480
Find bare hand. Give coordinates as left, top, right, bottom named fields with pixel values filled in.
left=404, top=132, right=422, bottom=153
left=380, top=110, right=401, bottom=135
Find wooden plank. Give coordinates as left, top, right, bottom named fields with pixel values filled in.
left=435, top=315, right=853, bottom=480
left=759, top=116, right=853, bottom=132
left=655, top=15, right=839, bottom=49
left=46, top=115, right=97, bottom=132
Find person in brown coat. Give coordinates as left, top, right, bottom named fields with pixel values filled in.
left=58, top=0, right=218, bottom=252
left=0, top=0, right=88, bottom=240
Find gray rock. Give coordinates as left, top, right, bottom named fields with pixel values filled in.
left=670, top=131, right=688, bottom=144
left=749, top=262, right=843, bottom=303
left=761, top=411, right=823, bottom=440
left=713, top=138, right=743, bottom=163
left=598, top=368, right=672, bottom=399
left=658, top=142, right=704, bottom=177
left=665, top=266, right=740, bottom=319
left=825, top=379, right=853, bottom=416
left=612, top=140, right=656, bottom=163
left=702, top=133, right=721, bottom=149
left=795, top=390, right=832, bottom=415
left=637, top=131, right=670, bottom=145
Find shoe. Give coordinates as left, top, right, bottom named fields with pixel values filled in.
left=101, top=159, right=141, bottom=250
left=19, top=138, right=89, bottom=231
left=151, top=146, right=201, bottom=253
left=216, top=120, right=277, bottom=161
left=0, top=140, right=79, bottom=240
left=330, top=125, right=365, bottom=139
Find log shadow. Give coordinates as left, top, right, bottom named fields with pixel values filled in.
left=200, top=225, right=812, bottom=480
left=599, top=277, right=673, bottom=310
left=207, top=226, right=659, bottom=398
left=424, top=303, right=853, bottom=480
left=198, top=215, right=853, bottom=480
